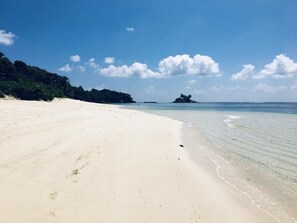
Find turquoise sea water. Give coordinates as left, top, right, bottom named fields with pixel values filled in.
left=123, top=103, right=297, bottom=223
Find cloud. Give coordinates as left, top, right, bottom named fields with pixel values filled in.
left=100, top=65, right=133, bottom=77
left=231, top=64, right=255, bottom=80
left=100, top=62, right=160, bottom=78
left=232, top=54, right=297, bottom=80
left=126, top=27, right=135, bottom=31
left=87, top=58, right=99, bottom=68
left=255, top=54, right=297, bottom=79
left=130, top=63, right=160, bottom=78
left=104, top=57, right=115, bottom=64
left=78, top=65, right=86, bottom=72
left=0, top=29, right=16, bottom=46
left=58, top=64, right=72, bottom=72
left=70, top=54, right=80, bottom=62
left=253, top=84, right=288, bottom=93
left=158, top=54, right=220, bottom=77
left=98, top=54, right=220, bottom=78
left=186, top=79, right=197, bottom=84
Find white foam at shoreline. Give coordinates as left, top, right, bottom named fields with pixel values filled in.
left=224, top=118, right=234, bottom=127
left=226, top=115, right=243, bottom=120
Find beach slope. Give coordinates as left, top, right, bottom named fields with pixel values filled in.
left=0, top=99, right=277, bottom=223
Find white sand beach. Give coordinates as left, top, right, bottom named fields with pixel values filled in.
left=0, top=99, right=278, bottom=223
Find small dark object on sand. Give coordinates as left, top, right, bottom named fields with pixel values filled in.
left=179, top=144, right=184, bottom=148
left=72, top=169, right=79, bottom=175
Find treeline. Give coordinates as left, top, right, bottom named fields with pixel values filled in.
left=0, top=52, right=135, bottom=103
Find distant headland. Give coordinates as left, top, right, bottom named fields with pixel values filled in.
left=0, top=52, right=135, bottom=103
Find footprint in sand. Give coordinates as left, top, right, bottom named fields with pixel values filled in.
left=71, top=163, right=89, bottom=176
left=49, top=191, right=58, bottom=200
left=49, top=211, right=56, bottom=217
left=70, top=151, right=94, bottom=180
left=75, top=155, right=83, bottom=162
left=72, top=169, right=79, bottom=175
left=75, top=151, right=93, bottom=164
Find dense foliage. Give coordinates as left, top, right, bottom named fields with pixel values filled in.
left=173, top=94, right=197, bottom=103
left=0, top=53, right=135, bottom=103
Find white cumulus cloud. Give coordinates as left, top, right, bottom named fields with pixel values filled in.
left=70, top=54, right=80, bottom=62
left=233, top=54, right=297, bottom=80
left=0, top=29, right=16, bottom=46
left=130, top=63, right=160, bottom=78
left=78, top=65, right=86, bottom=72
left=100, top=62, right=160, bottom=78
left=100, top=65, right=133, bottom=77
left=104, top=57, right=115, bottom=64
left=158, top=54, right=220, bottom=77
left=87, top=58, right=99, bottom=68
left=231, top=64, right=255, bottom=80
left=126, top=27, right=135, bottom=31
left=255, top=54, right=297, bottom=79
left=58, top=64, right=72, bottom=72
left=98, top=54, right=220, bottom=78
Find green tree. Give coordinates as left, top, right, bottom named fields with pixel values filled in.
left=0, top=54, right=135, bottom=103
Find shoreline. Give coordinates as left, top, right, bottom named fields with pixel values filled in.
left=180, top=117, right=296, bottom=223
left=124, top=104, right=296, bottom=223
left=0, top=99, right=278, bottom=222
left=181, top=123, right=283, bottom=223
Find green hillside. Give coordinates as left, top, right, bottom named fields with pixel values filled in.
left=0, top=53, right=134, bottom=103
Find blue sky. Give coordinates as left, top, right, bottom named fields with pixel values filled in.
left=1, top=0, right=297, bottom=102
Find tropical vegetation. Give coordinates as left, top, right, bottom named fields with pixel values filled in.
left=0, top=52, right=134, bottom=103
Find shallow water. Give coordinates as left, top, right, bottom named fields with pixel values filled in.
left=123, top=103, right=297, bottom=223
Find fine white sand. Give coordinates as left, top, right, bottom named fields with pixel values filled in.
left=0, top=99, right=278, bottom=223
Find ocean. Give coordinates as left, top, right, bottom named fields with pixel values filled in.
left=123, top=103, right=297, bottom=223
